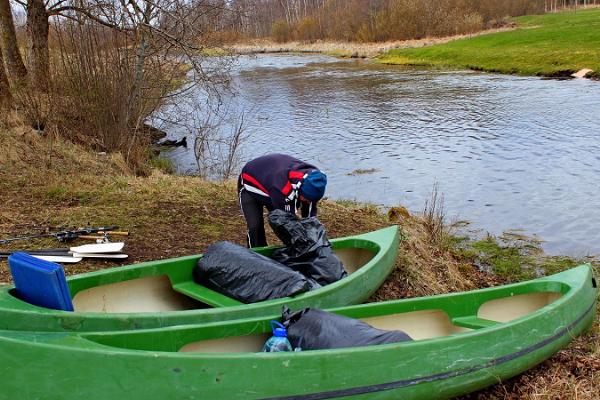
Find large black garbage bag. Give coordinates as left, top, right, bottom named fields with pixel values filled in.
left=193, top=241, right=312, bottom=303
left=268, top=210, right=347, bottom=286
left=282, top=307, right=412, bottom=350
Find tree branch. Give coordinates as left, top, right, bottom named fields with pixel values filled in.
left=47, top=0, right=70, bottom=11
left=48, top=5, right=133, bottom=31
left=12, top=0, right=27, bottom=8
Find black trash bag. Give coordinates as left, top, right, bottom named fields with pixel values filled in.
left=282, top=306, right=413, bottom=350
left=268, top=210, right=347, bottom=286
left=193, top=241, right=312, bottom=303
left=304, top=277, right=323, bottom=291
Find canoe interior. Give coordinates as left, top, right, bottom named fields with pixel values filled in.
left=72, top=276, right=205, bottom=312
left=85, top=284, right=565, bottom=354
left=69, top=246, right=376, bottom=313
left=477, top=291, right=562, bottom=322
left=180, top=333, right=270, bottom=353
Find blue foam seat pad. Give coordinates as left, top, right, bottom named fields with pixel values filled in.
left=8, top=252, right=74, bottom=311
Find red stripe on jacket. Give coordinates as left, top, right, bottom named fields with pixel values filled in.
left=282, top=181, right=292, bottom=195
left=288, top=171, right=305, bottom=180
left=242, top=173, right=269, bottom=195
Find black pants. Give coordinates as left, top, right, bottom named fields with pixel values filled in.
left=238, top=177, right=269, bottom=248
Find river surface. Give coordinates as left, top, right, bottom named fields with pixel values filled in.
left=162, top=54, right=600, bottom=257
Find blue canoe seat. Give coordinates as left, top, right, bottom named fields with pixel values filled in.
left=8, top=252, right=74, bottom=311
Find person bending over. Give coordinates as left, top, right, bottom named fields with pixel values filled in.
left=238, top=153, right=327, bottom=247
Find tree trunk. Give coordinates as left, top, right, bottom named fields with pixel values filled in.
left=0, top=51, right=12, bottom=110
left=26, top=0, right=49, bottom=91
left=0, top=0, right=27, bottom=84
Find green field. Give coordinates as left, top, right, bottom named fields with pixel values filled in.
left=379, top=8, right=600, bottom=77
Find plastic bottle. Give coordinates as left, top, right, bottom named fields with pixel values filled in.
left=261, top=321, right=293, bottom=352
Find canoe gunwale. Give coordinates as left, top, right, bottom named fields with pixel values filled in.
left=72, top=265, right=596, bottom=357
left=6, top=238, right=384, bottom=316
left=4, top=286, right=595, bottom=357
left=0, top=226, right=400, bottom=331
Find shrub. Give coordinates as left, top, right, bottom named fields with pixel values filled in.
left=296, top=17, right=321, bottom=43
left=272, top=20, right=292, bottom=43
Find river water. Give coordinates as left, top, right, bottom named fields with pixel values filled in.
left=163, top=54, right=600, bottom=257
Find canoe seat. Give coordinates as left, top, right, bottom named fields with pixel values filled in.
left=452, top=316, right=499, bottom=330
left=172, top=282, right=243, bottom=308
left=8, top=252, right=74, bottom=311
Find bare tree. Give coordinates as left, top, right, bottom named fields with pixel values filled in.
left=0, top=0, right=27, bottom=84
left=42, top=1, right=234, bottom=171
left=5, top=0, right=230, bottom=93
left=193, top=109, right=249, bottom=180
left=219, top=112, right=247, bottom=179
left=0, top=51, right=13, bottom=110
left=223, top=0, right=546, bottom=42
left=25, top=0, right=49, bottom=90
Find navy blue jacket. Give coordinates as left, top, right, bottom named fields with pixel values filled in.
left=240, top=154, right=320, bottom=217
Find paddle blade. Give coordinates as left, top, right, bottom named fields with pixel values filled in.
left=70, top=242, right=124, bottom=254
left=31, top=255, right=83, bottom=264
left=71, top=253, right=128, bottom=259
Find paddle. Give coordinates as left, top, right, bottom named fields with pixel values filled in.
left=71, top=253, right=128, bottom=259
left=0, top=226, right=120, bottom=244
left=0, top=254, right=83, bottom=263
left=1, top=242, right=124, bottom=254
left=70, top=242, right=125, bottom=254
left=0, top=251, right=128, bottom=260
left=79, top=231, right=129, bottom=241
left=0, top=243, right=128, bottom=261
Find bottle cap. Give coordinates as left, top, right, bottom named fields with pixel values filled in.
left=270, top=320, right=287, bottom=337
left=273, top=327, right=287, bottom=337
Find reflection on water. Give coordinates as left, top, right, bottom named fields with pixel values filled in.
left=164, top=54, right=600, bottom=257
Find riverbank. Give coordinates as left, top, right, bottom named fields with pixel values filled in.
left=229, top=27, right=516, bottom=58
left=0, top=124, right=598, bottom=398
left=378, top=8, right=600, bottom=78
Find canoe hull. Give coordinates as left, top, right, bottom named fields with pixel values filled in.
left=0, top=226, right=400, bottom=332
left=0, top=265, right=595, bottom=399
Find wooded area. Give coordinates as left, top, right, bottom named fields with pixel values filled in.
left=0, top=0, right=234, bottom=173
left=1, top=0, right=598, bottom=171
left=222, top=0, right=597, bottom=42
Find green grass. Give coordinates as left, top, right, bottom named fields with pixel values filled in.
left=453, top=234, right=598, bottom=283
left=379, top=8, right=600, bottom=76
left=148, top=153, right=176, bottom=174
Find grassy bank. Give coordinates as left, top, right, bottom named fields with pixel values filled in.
left=0, top=124, right=598, bottom=398
left=379, top=8, right=600, bottom=77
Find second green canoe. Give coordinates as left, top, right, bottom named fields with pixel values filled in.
left=0, top=264, right=595, bottom=399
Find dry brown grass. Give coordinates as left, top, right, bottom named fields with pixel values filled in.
left=229, top=27, right=516, bottom=58
left=462, top=326, right=600, bottom=399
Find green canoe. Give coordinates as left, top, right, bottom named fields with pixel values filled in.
left=0, top=264, right=595, bottom=399
left=0, top=226, right=399, bottom=332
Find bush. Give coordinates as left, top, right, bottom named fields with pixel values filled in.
left=460, top=12, right=485, bottom=34
left=45, top=22, right=175, bottom=175
left=272, top=20, right=292, bottom=43
left=296, top=17, right=320, bottom=43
